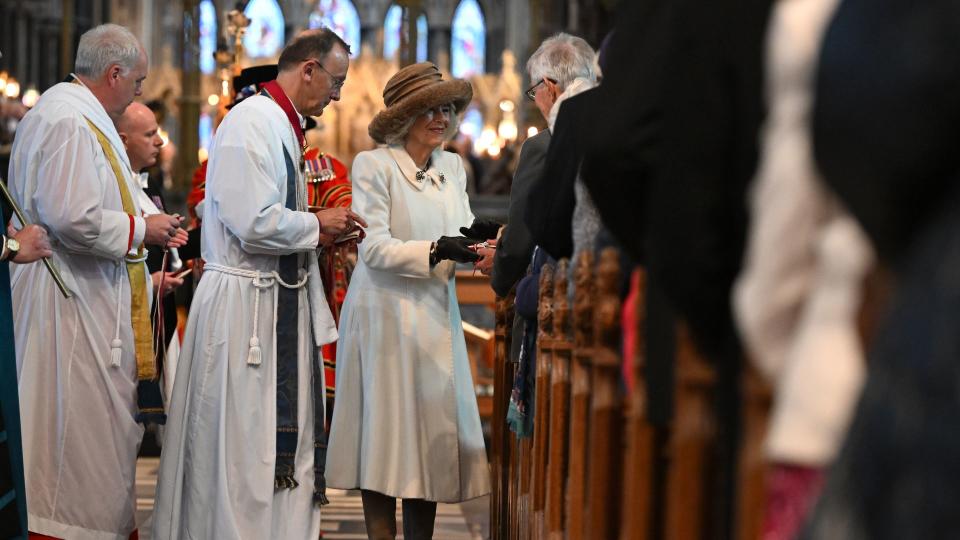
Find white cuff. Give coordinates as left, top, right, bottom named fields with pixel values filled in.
left=132, top=215, right=146, bottom=248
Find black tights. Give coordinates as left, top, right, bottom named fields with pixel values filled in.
left=360, top=489, right=438, bottom=540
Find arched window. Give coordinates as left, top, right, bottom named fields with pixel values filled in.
left=417, top=13, right=428, bottom=63
left=199, top=0, right=217, bottom=75
left=451, top=0, right=485, bottom=77
left=308, top=0, right=362, bottom=57
left=243, top=0, right=285, bottom=59
left=384, top=4, right=428, bottom=62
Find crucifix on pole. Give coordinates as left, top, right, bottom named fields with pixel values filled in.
left=396, top=0, right=423, bottom=67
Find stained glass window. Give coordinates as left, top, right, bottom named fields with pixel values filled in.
left=417, top=14, right=428, bottom=63
left=199, top=111, right=213, bottom=159
left=308, top=0, right=361, bottom=57
left=459, top=105, right=483, bottom=139
left=199, top=0, right=217, bottom=75
left=243, top=0, right=285, bottom=59
left=384, top=5, right=428, bottom=62
left=451, top=0, right=485, bottom=77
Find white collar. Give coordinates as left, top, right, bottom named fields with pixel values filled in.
left=387, top=146, right=447, bottom=190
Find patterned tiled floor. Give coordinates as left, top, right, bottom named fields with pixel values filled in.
left=135, top=458, right=489, bottom=539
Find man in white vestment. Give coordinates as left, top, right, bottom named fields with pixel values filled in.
left=152, top=29, right=365, bottom=540
left=7, top=24, right=185, bottom=540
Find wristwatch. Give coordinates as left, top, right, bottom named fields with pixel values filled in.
left=3, top=236, right=20, bottom=262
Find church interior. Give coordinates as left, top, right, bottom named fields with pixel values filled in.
left=1, top=0, right=956, bottom=539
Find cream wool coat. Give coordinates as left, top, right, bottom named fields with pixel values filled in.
left=325, top=145, right=491, bottom=503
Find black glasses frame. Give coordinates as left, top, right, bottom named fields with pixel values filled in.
left=525, top=78, right=556, bottom=101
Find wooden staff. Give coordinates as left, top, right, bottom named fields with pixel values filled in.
left=0, top=178, right=72, bottom=299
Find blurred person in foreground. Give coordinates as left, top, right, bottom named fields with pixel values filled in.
left=325, top=62, right=490, bottom=539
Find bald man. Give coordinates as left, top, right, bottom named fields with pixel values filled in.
left=117, top=102, right=190, bottom=422
left=117, top=102, right=187, bottom=297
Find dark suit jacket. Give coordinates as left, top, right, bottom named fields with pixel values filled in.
left=524, top=90, right=597, bottom=261
left=491, top=130, right=551, bottom=298
left=578, top=2, right=771, bottom=538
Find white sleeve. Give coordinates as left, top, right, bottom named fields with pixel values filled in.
left=209, top=141, right=320, bottom=256
left=733, top=169, right=828, bottom=381
left=33, top=121, right=136, bottom=259
left=455, top=154, right=475, bottom=227
left=352, top=153, right=432, bottom=278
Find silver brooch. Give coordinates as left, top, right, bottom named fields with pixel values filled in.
left=416, top=170, right=426, bottom=182
left=439, top=173, right=446, bottom=184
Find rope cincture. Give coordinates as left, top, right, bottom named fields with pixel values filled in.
left=202, top=263, right=310, bottom=366
left=109, top=250, right=149, bottom=368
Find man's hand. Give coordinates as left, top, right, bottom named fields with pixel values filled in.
left=151, top=271, right=185, bottom=296
left=8, top=223, right=52, bottom=264
left=474, top=246, right=495, bottom=275
left=167, top=228, right=189, bottom=249
left=314, top=208, right=368, bottom=237
left=144, top=214, right=185, bottom=247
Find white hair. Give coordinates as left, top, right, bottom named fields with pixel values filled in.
left=74, top=24, right=143, bottom=78
left=526, top=33, right=597, bottom=91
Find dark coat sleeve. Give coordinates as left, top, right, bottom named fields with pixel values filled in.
left=524, top=91, right=597, bottom=260
left=491, top=130, right=551, bottom=297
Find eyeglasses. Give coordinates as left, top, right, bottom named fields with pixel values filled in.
left=305, top=58, right=346, bottom=90
left=525, top=78, right=556, bottom=101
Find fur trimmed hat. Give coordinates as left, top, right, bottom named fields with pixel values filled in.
left=368, top=62, right=473, bottom=144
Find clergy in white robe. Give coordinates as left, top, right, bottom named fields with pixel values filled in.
left=7, top=24, right=183, bottom=540
left=151, top=29, right=357, bottom=540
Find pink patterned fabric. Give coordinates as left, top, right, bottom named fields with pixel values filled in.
left=762, top=463, right=825, bottom=540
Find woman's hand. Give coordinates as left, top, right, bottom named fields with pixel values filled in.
left=433, top=236, right=480, bottom=264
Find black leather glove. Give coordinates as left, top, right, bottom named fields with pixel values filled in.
left=459, top=218, right=501, bottom=240
left=432, top=236, right=480, bottom=264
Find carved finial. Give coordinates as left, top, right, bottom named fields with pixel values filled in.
left=573, top=250, right=595, bottom=348
left=553, top=259, right=570, bottom=339
left=538, top=264, right=555, bottom=340
left=595, top=248, right=622, bottom=359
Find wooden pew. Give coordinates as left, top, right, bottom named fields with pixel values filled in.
left=736, top=363, right=772, bottom=540
left=545, top=260, right=571, bottom=540
left=531, top=265, right=555, bottom=540
left=619, top=268, right=655, bottom=540
left=664, top=322, right=717, bottom=540
left=492, top=292, right=516, bottom=540
left=566, top=252, right=595, bottom=540
left=585, top=248, right=625, bottom=538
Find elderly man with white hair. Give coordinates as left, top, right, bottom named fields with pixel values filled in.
left=7, top=23, right=184, bottom=539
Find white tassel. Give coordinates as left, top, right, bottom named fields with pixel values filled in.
left=110, top=338, right=123, bottom=367
left=247, top=336, right=262, bottom=366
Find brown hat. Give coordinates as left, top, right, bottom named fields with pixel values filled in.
left=368, top=62, right=473, bottom=144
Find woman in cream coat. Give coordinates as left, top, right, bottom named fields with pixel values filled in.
left=326, top=62, right=495, bottom=539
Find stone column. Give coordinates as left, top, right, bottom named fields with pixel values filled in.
left=174, top=0, right=201, bottom=192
